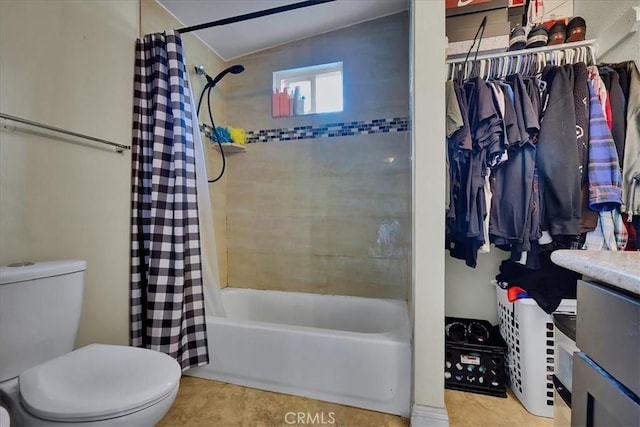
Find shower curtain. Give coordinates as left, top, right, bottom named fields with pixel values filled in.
left=130, top=30, right=212, bottom=370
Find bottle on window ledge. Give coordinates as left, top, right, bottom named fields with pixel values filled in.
left=272, top=88, right=281, bottom=117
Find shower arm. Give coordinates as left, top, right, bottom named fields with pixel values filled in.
left=194, top=64, right=245, bottom=183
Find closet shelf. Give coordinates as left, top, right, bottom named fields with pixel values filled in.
left=446, top=39, right=597, bottom=64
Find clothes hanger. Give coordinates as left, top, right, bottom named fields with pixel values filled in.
left=517, top=55, right=525, bottom=74
left=560, top=49, right=567, bottom=66
left=523, top=54, right=533, bottom=76
left=574, top=47, right=587, bottom=63
left=546, top=51, right=554, bottom=66
left=510, top=55, right=518, bottom=75
left=537, top=52, right=546, bottom=74
left=519, top=54, right=528, bottom=75
left=492, top=57, right=501, bottom=80
left=565, top=48, right=574, bottom=65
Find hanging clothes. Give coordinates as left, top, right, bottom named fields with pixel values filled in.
left=573, top=63, right=590, bottom=183
left=446, top=81, right=471, bottom=261
left=489, top=74, right=540, bottom=253
left=598, top=66, right=627, bottom=166
left=536, top=64, right=582, bottom=237
left=609, top=61, right=640, bottom=219
left=446, top=81, right=465, bottom=212
left=447, top=77, right=503, bottom=267
left=585, top=77, right=623, bottom=212
left=445, top=51, right=638, bottom=271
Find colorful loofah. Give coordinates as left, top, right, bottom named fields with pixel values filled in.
left=211, top=126, right=231, bottom=143
left=228, top=126, right=247, bottom=144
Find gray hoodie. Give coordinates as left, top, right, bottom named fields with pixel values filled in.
left=618, top=61, right=640, bottom=217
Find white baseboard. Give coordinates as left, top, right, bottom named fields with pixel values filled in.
left=410, top=403, right=449, bottom=427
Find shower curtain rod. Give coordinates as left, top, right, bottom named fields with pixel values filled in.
left=176, top=0, right=336, bottom=34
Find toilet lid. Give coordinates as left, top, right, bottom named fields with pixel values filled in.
left=19, top=344, right=181, bottom=422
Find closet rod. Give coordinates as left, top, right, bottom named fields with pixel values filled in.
left=446, top=39, right=596, bottom=65
left=176, top=0, right=336, bottom=34
left=0, top=113, right=130, bottom=153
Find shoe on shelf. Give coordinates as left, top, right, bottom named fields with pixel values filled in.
left=547, top=21, right=567, bottom=45
left=566, top=16, right=587, bottom=42
left=526, top=24, right=549, bottom=49
left=508, top=26, right=527, bottom=51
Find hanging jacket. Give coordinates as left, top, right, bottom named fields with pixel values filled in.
left=598, top=66, right=627, bottom=166
left=537, top=65, right=581, bottom=236
left=615, top=61, right=640, bottom=218
left=586, top=80, right=623, bottom=212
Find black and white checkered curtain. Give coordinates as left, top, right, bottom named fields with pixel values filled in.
left=130, top=31, right=209, bottom=370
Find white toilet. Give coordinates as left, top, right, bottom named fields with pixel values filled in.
left=0, top=260, right=182, bottom=426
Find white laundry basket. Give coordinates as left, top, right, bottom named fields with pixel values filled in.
left=495, top=285, right=577, bottom=418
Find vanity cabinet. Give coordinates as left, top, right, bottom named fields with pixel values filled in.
left=571, top=280, right=640, bottom=427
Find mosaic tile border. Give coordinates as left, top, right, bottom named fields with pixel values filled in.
left=246, top=116, right=409, bottom=143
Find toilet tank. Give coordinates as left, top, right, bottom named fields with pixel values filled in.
left=0, top=260, right=86, bottom=382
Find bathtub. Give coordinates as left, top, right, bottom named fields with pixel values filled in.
left=186, top=288, right=411, bottom=417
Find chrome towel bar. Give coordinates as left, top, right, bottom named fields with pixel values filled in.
left=0, top=112, right=130, bottom=153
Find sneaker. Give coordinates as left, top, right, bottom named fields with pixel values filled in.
left=508, top=26, right=527, bottom=51
left=526, top=24, right=549, bottom=49
left=547, top=21, right=567, bottom=45
left=566, top=16, right=587, bottom=42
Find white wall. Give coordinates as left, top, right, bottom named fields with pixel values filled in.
left=445, top=251, right=508, bottom=325
left=0, top=0, right=138, bottom=346
left=412, top=0, right=447, bottom=416
left=575, top=0, right=640, bottom=64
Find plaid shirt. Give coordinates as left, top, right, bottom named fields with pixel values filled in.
left=587, top=80, right=623, bottom=212
left=584, top=210, right=629, bottom=251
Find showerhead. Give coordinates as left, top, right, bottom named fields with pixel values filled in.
left=195, top=64, right=245, bottom=89
left=209, top=64, right=245, bottom=87
left=227, top=65, right=245, bottom=74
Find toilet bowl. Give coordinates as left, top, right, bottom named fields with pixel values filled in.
left=0, top=344, right=181, bottom=426
left=0, top=261, right=183, bottom=426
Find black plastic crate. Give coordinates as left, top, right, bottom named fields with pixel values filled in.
left=445, top=316, right=508, bottom=398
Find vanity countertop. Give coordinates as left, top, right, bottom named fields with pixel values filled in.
left=551, top=250, right=640, bottom=297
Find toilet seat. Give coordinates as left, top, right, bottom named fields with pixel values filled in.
left=19, top=344, right=181, bottom=423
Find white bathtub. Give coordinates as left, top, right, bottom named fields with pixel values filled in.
left=186, top=288, right=411, bottom=417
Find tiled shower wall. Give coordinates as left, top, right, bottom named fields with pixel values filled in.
left=224, top=12, right=410, bottom=299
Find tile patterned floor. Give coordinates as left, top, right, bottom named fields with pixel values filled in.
left=159, top=377, right=554, bottom=427
left=445, top=388, right=554, bottom=427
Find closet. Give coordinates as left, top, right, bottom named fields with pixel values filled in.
left=442, top=4, right=639, bottom=422
left=446, top=3, right=640, bottom=322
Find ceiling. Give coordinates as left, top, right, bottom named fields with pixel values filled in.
left=157, top=0, right=408, bottom=61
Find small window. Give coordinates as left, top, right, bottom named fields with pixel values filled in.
left=273, top=62, right=343, bottom=116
